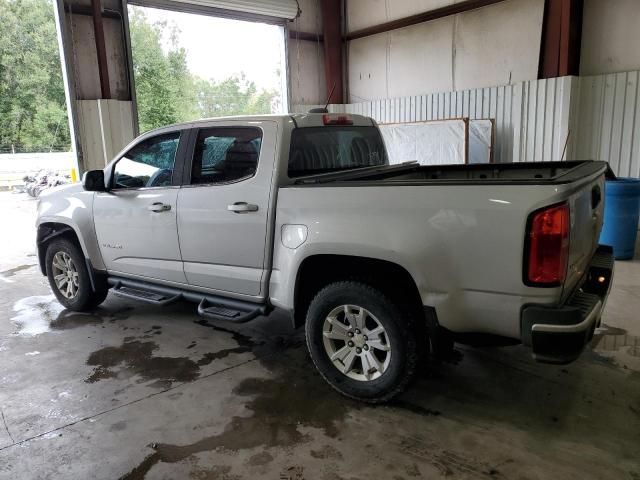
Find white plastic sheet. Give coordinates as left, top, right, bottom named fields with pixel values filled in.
left=469, top=119, right=494, bottom=164
left=379, top=120, right=468, bottom=165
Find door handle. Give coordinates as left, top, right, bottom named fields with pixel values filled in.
left=227, top=202, right=259, bottom=213
left=147, top=202, right=171, bottom=212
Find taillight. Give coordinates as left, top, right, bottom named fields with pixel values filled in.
left=525, top=203, right=570, bottom=286
left=322, top=114, right=353, bottom=125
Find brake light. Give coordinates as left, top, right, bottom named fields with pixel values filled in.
left=322, top=114, right=353, bottom=125
left=526, top=203, right=570, bottom=286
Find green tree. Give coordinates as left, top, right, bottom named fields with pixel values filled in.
left=129, top=7, right=279, bottom=132
left=195, top=74, right=277, bottom=118
left=0, top=0, right=70, bottom=152
left=129, top=9, right=198, bottom=133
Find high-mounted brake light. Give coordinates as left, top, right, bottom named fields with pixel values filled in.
left=322, top=114, right=353, bottom=125
left=525, top=203, right=570, bottom=286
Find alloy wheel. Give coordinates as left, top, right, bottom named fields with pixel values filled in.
left=322, top=304, right=392, bottom=381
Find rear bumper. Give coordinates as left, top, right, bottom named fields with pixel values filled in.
left=521, top=245, right=615, bottom=364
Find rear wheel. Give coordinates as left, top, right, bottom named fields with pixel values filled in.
left=305, top=281, right=418, bottom=403
left=45, top=238, right=108, bottom=311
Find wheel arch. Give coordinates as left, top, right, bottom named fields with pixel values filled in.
left=37, top=222, right=85, bottom=275
left=292, top=254, right=425, bottom=329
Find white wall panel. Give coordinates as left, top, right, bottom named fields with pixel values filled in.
left=346, top=0, right=388, bottom=32
left=346, top=0, right=544, bottom=100
left=293, top=0, right=322, bottom=33
left=453, top=0, right=543, bottom=91
left=76, top=100, right=135, bottom=170
left=348, top=34, right=389, bottom=102
left=581, top=0, right=640, bottom=76
left=346, top=0, right=459, bottom=33
left=288, top=0, right=325, bottom=105
left=289, top=38, right=326, bottom=105
left=574, top=71, right=640, bottom=177
left=387, top=17, right=453, bottom=98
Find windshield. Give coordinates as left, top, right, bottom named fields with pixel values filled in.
left=288, top=126, right=388, bottom=178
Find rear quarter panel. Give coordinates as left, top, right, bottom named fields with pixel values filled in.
left=270, top=179, right=597, bottom=339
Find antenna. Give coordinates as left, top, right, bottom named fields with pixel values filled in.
left=309, top=81, right=337, bottom=114
left=324, top=82, right=337, bottom=110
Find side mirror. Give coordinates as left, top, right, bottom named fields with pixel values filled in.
left=82, top=170, right=107, bottom=192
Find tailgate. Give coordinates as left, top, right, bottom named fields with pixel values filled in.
left=562, top=174, right=606, bottom=300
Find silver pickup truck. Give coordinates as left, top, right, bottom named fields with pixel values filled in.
left=36, top=113, right=614, bottom=402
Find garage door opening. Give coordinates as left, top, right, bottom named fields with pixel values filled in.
left=128, top=5, right=288, bottom=133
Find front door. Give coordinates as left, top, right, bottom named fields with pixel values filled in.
left=93, top=130, right=188, bottom=284
left=177, top=122, right=277, bottom=297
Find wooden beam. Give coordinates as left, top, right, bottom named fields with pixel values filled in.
left=320, top=0, right=343, bottom=103
left=539, top=0, right=583, bottom=78
left=346, top=0, right=506, bottom=41
left=63, top=4, right=121, bottom=19
left=90, top=0, right=111, bottom=99
left=558, top=0, right=583, bottom=76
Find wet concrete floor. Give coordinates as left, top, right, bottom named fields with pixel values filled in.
left=0, top=192, right=639, bottom=479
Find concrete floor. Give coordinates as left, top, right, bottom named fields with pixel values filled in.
left=0, top=191, right=638, bottom=480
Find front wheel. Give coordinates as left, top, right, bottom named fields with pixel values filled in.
left=305, top=281, right=418, bottom=403
left=45, top=238, right=108, bottom=311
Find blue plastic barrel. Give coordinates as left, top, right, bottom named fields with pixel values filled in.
left=599, top=178, right=640, bottom=260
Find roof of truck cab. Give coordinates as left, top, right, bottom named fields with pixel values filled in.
left=142, top=113, right=375, bottom=136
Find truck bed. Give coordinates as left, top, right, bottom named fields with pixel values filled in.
left=294, top=160, right=609, bottom=186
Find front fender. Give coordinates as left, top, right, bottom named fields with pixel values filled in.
left=37, top=187, right=105, bottom=271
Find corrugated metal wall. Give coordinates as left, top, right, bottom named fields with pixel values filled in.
left=573, top=70, right=640, bottom=177
left=294, top=70, right=640, bottom=176
left=343, top=77, right=574, bottom=164
left=295, top=76, right=574, bottom=164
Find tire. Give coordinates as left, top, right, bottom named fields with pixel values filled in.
left=305, top=281, right=418, bottom=403
left=45, top=238, right=109, bottom=311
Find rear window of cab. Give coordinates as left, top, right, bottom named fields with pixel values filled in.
left=288, top=126, right=388, bottom=178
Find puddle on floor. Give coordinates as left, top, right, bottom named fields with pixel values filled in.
left=10, top=295, right=131, bottom=336
left=11, top=295, right=65, bottom=336
left=85, top=338, right=251, bottom=386
left=118, top=347, right=358, bottom=480
left=1, top=264, right=36, bottom=277
left=0, top=264, right=37, bottom=283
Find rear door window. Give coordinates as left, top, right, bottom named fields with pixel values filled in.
left=288, top=126, right=388, bottom=178
left=190, top=127, right=262, bottom=185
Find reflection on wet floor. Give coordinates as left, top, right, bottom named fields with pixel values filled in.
left=594, top=327, right=639, bottom=357
left=591, top=324, right=640, bottom=371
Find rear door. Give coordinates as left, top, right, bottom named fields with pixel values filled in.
left=93, top=130, right=188, bottom=284
left=177, top=121, right=278, bottom=297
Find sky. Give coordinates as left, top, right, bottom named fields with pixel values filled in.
left=131, top=6, right=287, bottom=94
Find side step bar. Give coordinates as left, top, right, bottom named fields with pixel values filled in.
left=111, top=281, right=182, bottom=306
left=197, top=298, right=263, bottom=323
left=108, top=277, right=269, bottom=323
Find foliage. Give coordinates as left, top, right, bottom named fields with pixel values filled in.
left=129, top=11, right=199, bottom=133
left=0, top=1, right=280, bottom=152
left=0, top=0, right=70, bottom=152
left=129, top=8, right=279, bottom=132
